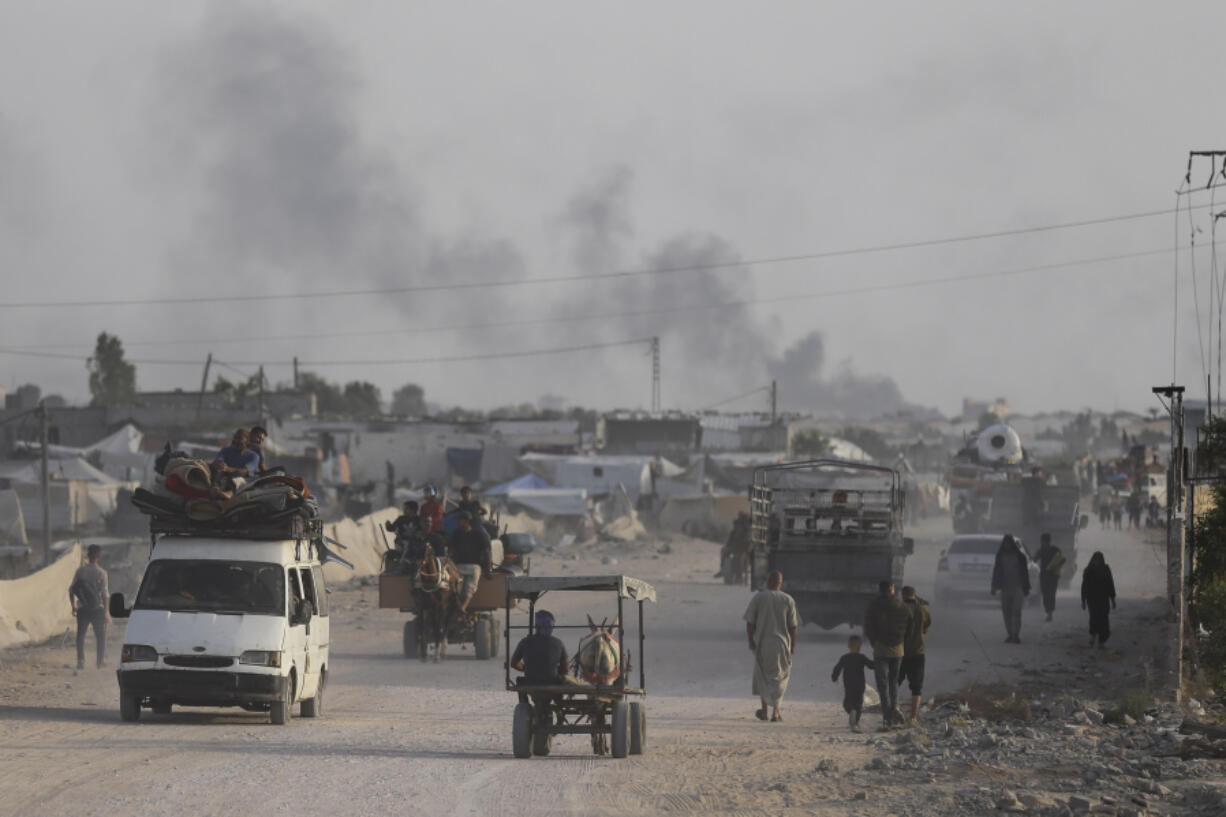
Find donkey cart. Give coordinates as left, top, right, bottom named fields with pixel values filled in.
left=503, top=575, right=655, bottom=759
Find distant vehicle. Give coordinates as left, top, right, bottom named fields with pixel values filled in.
left=933, top=534, right=1040, bottom=607
left=948, top=424, right=1027, bottom=534
left=748, top=459, right=913, bottom=629
left=985, top=476, right=1087, bottom=586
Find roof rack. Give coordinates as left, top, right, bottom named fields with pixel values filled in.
left=149, top=514, right=321, bottom=542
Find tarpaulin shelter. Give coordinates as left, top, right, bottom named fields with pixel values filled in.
left=486, top=473, right=551, bottom=495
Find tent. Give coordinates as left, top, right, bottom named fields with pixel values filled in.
left=502, top=489, right=590, bottom=517
left=486, top=473, right=551, bottom=495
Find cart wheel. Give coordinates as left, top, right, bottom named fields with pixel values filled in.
left=512, top=703, right=533, bottom=759
left=489, top=617, right=500, bottom=658
left=475, top=618, right=492, bottom=660
left=402, top=620, right=417, bottom=659
left=611, top=700, right=629, bottom=758
left=629, top=701, right=646, bottom=755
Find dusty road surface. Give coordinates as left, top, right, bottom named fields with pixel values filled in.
left=0, top=516, right=1179, bottom=817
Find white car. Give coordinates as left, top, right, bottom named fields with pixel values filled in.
left=933, top=534, right=1040, bottom=606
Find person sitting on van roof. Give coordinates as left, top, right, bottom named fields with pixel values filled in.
left=214, top=428, right=260, bottom=477
left=248, top=425, right=268, bottom=473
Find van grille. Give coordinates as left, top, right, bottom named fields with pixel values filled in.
left=163, top=655, right=234, bottom=668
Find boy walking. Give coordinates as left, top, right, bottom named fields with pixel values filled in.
left=898, top=586, right=931, bottom=726
left=832, top=634, right=875, bottom=732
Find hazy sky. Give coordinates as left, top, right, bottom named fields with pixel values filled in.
left=1, top=2, right=1223, bottom=418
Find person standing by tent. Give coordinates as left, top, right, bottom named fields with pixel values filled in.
left=1081, top=551, right=1117, bottom=648
left=744, top=570, right=798, bottom=723
left=69, top=544, right=110, bottom=670
left=1036, top=532, right=1065, bottom=621
left=991, top=534, right=1031, bottom=643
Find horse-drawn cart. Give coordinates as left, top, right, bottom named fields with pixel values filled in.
left=504, top=574, right=655, bottom=759
left=379, top=568, right=504, bottom=661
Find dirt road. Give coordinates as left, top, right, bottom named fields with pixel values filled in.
left=0, top=516, right=1171, bottom=817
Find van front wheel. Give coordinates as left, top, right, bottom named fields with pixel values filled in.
left=119, top=693, right=141, bottom=722
left=270, top=677, right=293, bottom=725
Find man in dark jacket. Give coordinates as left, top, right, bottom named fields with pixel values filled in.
left=447, top=512, right=492, bottom=612
left=991, top=533, right=1031, bottom=643
left=862, top=580, right=910, bottom=728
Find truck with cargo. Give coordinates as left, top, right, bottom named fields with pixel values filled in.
left=749, top=459, right=913, bottom=629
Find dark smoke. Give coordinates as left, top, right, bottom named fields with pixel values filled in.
left=558, top=168, right=919, bottom=417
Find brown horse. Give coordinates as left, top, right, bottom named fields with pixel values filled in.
left=411, top=544, right=459, bottom=662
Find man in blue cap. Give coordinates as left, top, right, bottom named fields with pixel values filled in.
left=511, top=610, right=570, bottom=685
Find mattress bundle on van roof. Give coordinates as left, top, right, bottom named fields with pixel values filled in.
left=131, top=453, right=320, bottom=539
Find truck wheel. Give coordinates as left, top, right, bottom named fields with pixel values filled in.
left=301, top=670, right=325, bottom=718
left=512, top=703, right=533, bottom=758
left=489, top=617, right=500, bottom=657
left=475, top=618, right=492, bottom=660
left=629, top=701, right=646, bottom=755
left=403, top=620, right=417, bottom=659
left=270, top=677, right=293, bottom=725
left=611, top=700, right=629, bottom=758
left=119, top=693, right=141, bottom=722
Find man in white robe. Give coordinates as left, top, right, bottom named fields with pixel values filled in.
left=744, top=570, right=799, bottom=722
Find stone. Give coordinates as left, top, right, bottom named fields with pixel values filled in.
left=1089, top=806, right=1116, bottom=815
left=852, top=791, right=868, bottom=801
left=1115, top=808, right=1145, bottom=817
left=1068, top=795, right=1092, bottom=812
left=1122, top=714, right=1136, bottom=726
left=1072, top=712, right=1091, bottom=725
left=1084, top=708, right=1105, bottom=725
left=815, top=758, right=837, bottom=774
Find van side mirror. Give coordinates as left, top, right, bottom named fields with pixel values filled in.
left=109, top=592, right=130, bottom=619
left=903, top=537, right=915, bottom=555
left=1079, top=514, right=1089, bottom=530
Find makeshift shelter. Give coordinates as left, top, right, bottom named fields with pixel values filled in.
left=486, top=473, right=551, bottom=495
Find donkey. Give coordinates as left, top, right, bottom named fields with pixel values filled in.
left=576, top=615, right=622, bottom=685
left=411, top=544, right=459, bottom=662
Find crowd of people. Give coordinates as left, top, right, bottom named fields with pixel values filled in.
left=740, top=532, right=1120, bottom=732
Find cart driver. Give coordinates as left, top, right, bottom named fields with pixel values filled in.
left=511, top=610, right=570, bottom=685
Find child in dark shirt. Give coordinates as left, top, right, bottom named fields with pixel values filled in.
left=832, top=634, right=875, bottom=732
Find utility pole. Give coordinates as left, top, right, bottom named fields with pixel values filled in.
left=650, top=337, right=661, bottom=415
left=38, top=400, right=50, bottom=566
left=770, top=380, right=777, bottom=425
left=258, top=365, right=266, bottom=422
left=196, top=353, right=212, bottom=420
left=293, top=356, right=300, bottom=390
left=1153, top=384, right=1186, bottom=699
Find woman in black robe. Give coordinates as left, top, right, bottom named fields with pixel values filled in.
left=1080, top=551, right=1116, bottom=648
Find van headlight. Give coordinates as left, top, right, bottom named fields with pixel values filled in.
left=121, top=644, right=158, bottom=663
left=238, top=650, right=282, bottom=667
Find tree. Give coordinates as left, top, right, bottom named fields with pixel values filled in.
left=297, top=372, right=346, bottom=414
left=791, top=429, right=830, bottom=458
left=87, top=332, right=136, bottom=406
left=390, top=383, right=426, bottom=416
left=342, top=381, right=383, bottom=416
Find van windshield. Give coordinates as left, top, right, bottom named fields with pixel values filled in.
left=136, top=560, right=285, bottom=616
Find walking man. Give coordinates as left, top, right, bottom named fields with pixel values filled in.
left=69, top=544, right=110, bottom=670
left=744, top=569, right=798, bottom=722
left=898, top=585, right=931, bottom=726
left=991, top=533, right=1031, bottom=643
left=1036, top=532, right=1065, bottom=621
left=863, top=580, right=909, bottom=728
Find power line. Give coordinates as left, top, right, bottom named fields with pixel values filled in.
left=1, top=242, right=1191, bottom=357
left=0, top=337, right=653, bottom=368
left=0, top=203, right=1213, bottom=311
left=703, top=384, right=772, bottom=410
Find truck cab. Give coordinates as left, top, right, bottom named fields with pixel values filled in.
left=749, top=460, right=912, bottom=629
left=111, top=533, right=330, bottom=724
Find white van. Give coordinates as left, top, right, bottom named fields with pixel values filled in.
left=110, top=535, right=329, bottom=724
